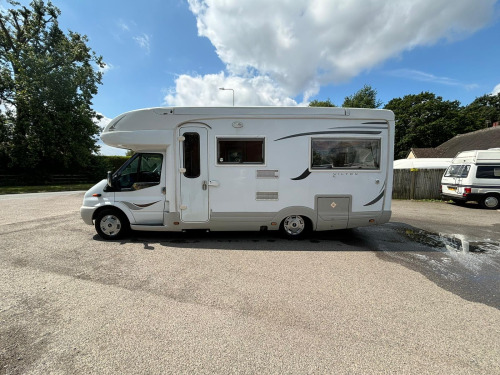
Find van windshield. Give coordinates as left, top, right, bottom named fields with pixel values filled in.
left=444, top=165, right=470, bottom=178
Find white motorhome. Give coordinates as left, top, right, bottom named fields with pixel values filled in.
left=81, top=107, right=395, bottom=240
left=441, top=149, right=500, bottom=209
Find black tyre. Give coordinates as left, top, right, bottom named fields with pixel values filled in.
left=280, top=215, right=310, bottom=239
left=94, top=208, right=130, bottom=240
left=479, top=194, right=500, bottom=210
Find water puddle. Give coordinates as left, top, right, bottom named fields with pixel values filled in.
left=397, top=228, right=500, bottom=255
left=380, top=226, right=500, bottom=309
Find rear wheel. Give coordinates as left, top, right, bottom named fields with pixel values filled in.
left=480, top=194, right=500, bottom=210
left=95, top=208, right=130, bottom=240
left=280, top=215, right=310, bottom=239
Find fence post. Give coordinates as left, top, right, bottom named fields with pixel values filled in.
left=409, top=168, right=417, bottom=200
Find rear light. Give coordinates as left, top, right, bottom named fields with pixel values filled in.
left=463, top=188, right=471, bottom=197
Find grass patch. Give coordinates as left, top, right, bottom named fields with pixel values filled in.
left=0, top=184, right=94, bottom=195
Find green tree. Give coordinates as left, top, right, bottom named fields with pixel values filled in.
left=461, top=93, right=500, bottom=130
left=384, top=92, right=464, bottom=159
left=342, top=84, right=382, bottom=108
left=309, top=98, right=336, bottom=107
left=0, top=0, right=104, bottom=172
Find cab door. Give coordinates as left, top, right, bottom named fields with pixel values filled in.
left=179, top=126, right=209, bottom=222
left=114, top=153, right=165, bottom=224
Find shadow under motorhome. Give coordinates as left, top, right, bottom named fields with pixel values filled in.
left=81, top=107, right=395, bottom=240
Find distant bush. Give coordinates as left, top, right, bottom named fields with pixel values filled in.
left=0, top=155, right=130, bottom=186
left=86, top=155, right=130, bottom=182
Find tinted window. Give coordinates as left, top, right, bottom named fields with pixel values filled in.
left=476, top=166, right=500, bottom=179
left=218, top=138, right=264, bottom=164
left=183, top=133, right=200, bottom=178
left=445, top=165, right=470, bottom=178
left=311, top=138, right=380, bottom=169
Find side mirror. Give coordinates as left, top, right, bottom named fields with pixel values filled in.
left=107, top=171, right=113, bottom=188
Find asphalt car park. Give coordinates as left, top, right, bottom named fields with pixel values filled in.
left=1, top=192, right=499, bottom=374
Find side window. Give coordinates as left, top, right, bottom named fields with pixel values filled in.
left=217, top=138, right=264, bottom=164
left=311, top=138, right=380, bottom=170
left=476, top=166, right=500, bottom=179
left=118, top=155, right=140, bottom=189
left=137, top=154, right=163, bottom=183
left=183, top=133, right=200, bottom=178
left=118, top=153, right=163, bottom=190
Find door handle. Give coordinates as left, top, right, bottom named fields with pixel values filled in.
left=202, top=181, right=208, bottom=190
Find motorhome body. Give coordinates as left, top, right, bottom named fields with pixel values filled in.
left=441, top=149, right=500, bottom=209
left=81, top=107, right=395, bottom=239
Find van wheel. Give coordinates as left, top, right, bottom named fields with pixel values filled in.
left=280, top=215, right=309, bottom=239
left=480, top=194, right=500, bottom=210
left=95, top=209, right=129, bottom=240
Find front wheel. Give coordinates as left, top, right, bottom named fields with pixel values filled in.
left=480, top=194, right=500, bottom=210
left=280, top=215, right=309, bottom=239
left=95, top=209, right=130, bottom=240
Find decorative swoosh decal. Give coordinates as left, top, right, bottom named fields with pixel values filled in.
left=364, top=191, right=385, bottom=207
left=291, top=169, right=311, bottom=180
left=329, top=125, right=388, bottom=130
left=364, top=181, right=386, bottom=206
left=122, top=201, right=161, bottom=210
left=274, top=130, right=381, bottom=141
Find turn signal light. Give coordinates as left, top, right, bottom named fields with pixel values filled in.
left=92, top=194, right=101, bottom=197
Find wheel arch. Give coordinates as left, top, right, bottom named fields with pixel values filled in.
left=272, top=206, right=317, bottom=231
left=480, top=192, right=500, bottom=209
left=92, top=204, right=133, bottom=225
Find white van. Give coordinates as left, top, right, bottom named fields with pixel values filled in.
left=441, top=149, right=500, bottom=209
left=81, top=107, right=395, bottom=240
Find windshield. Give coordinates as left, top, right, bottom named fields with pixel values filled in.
left=444, top=164, right=470, bottom=178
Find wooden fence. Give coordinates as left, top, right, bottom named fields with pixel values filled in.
left=392, top=169, right=445, bottom=200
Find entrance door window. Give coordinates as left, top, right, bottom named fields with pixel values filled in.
left=183, top=133, right=200, bottom=178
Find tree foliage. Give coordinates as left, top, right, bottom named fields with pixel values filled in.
left=342, top=84, right=382, bottom=108
left=0, top=0, right=103, bottom=172
left=385, top=92, right=465, bottom=159
left=309, top=98, right=336, bottom=107
left=461, top=93, right=500, bottom=130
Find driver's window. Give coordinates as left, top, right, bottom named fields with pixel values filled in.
left=137, top=154, right=163, bottom=183
left=119, top=156, right=140, bottom=189
left=118, top=153, right=163, bottom=190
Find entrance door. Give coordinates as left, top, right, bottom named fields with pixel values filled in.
left=179, top=126, right=209, bottom=222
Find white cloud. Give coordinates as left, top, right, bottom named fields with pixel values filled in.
left=388, top=69, right=478, bottom=90
left=179, top=0, right=496, bottom=101
left=164, top=72, right=305, bottom=106
left=133, top=33, right=151, bottom=54
left=117, top=19, right=130, bottom=32
left=492, top=84, right=500, bottom=96
left=99, top=62, right=114, bottom=74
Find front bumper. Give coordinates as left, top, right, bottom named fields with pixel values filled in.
left=80, top=206, right=97, bottom=225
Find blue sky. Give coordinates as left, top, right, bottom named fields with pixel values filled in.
left=2, top=0, right=500, bottom=155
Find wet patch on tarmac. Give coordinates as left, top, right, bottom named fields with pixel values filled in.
left=376, top=223, right=500, bottom=310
